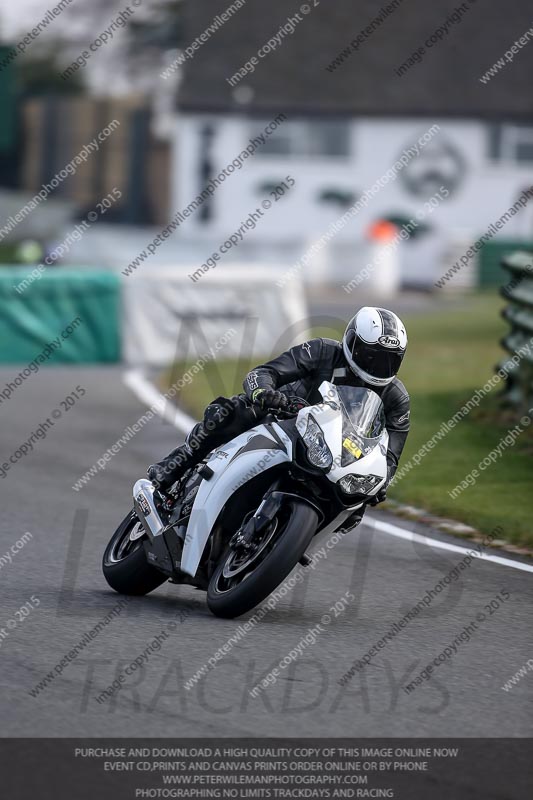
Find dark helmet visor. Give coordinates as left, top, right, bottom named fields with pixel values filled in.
left=352, top=340, right=404, bottom=379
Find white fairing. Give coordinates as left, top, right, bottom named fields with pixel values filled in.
left=296, top=381, right=388, bottom=486
left=180, top=422, right=292, bottom=576
left=181, top=381, right=387, bottom=578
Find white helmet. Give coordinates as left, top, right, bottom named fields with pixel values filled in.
left=342, top=307, right=407, bottom=387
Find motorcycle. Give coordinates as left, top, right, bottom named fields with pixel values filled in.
left=102, top=381, right=388, bottom=618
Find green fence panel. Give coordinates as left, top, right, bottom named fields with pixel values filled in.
left=0, top=268, right=121, bottom=364
left=479, top=240, right=533, bottom=287
left=0, top=46, right=16, bottom=153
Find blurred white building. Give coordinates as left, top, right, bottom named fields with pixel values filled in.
left=169, top=0, right=533, bottom=289
left=173, top=114, right=533, bottom=286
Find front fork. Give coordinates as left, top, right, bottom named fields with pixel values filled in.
left=230, top=490, right=285, bottom=552
left=230, top=488, right=323, bottom=566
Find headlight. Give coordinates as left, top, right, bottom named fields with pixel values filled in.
left=302, top=415, right=333, bottom=469
left=338, top=474, right=382, bottom=495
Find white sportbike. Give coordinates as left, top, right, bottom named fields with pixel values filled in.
left=102, top=382, right=388, bottom=618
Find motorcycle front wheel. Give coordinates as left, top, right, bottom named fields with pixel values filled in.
left=207, top=499, right=318, bottom=618
left=102, top=510, right=167, bottom=596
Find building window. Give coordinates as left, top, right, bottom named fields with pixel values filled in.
left=253, top=120, right=350, bottom=157
left=489, top=124, right=533, bottom=163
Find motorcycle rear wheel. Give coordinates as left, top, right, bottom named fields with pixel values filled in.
left=207, top=499, right=318, bottom=619
left=102, top=510, right=167, bottom=596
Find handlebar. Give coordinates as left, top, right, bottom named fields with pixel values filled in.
left=268, top=405, right=300, bottom=419
left=255, top=396, right=310, bottom=418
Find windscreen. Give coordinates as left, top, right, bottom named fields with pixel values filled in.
left=336, top=386, right=386, bottom=465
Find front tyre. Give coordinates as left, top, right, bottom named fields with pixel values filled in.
left=102, top=510, right=167, bottom=596
left=207, top=500, right=318, bottom=619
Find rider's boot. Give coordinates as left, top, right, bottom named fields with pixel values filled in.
left=147, top=397, right=240, bottom=495
left=147, top=444, right=196, bottom=503
left=146, top=416, right=212, bottom=496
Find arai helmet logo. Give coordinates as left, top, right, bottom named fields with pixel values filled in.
left=378, top=334, right=400, bottom=348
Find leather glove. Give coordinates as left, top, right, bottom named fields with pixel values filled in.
left=251, top=388, right=289, bottom=411
left=368, top=486, right=387, bottom=506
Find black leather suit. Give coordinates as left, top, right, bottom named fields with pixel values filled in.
left=150, top=337, right=410, bottom=493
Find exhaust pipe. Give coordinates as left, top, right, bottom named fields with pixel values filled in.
left=132, top=479, right=165, bottom=541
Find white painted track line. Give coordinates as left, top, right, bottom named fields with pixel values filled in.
left=123, top=368, right=196, bottom=432
left=367, top=517, right=533, bottom=574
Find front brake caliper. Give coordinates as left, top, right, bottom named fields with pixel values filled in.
left=230, top=492, right=284, bottom=550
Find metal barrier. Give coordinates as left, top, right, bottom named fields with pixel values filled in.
left=499, top=251, right=533, bottom=407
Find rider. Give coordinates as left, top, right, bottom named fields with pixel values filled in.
left=148, top=307, right=410, bottom=521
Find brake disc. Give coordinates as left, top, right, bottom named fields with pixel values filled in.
left=222, top=518, right=279, bottom=578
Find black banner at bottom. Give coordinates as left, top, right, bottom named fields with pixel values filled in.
left=2, top=738, right=531, bottom=800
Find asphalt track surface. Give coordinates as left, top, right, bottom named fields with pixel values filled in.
left=0, top=366, right=532, bottom=738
